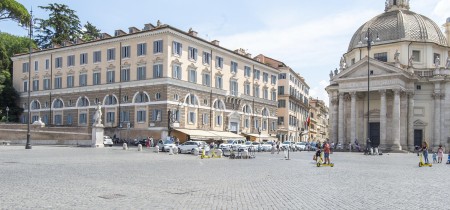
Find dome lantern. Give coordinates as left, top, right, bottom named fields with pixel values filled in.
left=385, top=0, right=410, bottom=12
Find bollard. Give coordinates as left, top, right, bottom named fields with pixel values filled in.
left=242, top=150, right=249, bottom=159
left=216, top=149, right=223, bottom=158
left=168, top=147, right=174, bottom=155
left=370, top=147, right=374, bottom=155
left=193, top=148, right=199, bottom=156
left=284, top=149, right=288, bottom=159
left=173, top=146, right=178, bottom=154
left=123, top=143, right=128, bottom=150
left=154, top=145, right=159, bottom=153
left=271, top=147, right=275, bottom=154
left=138, top=144, right=142, bottom=151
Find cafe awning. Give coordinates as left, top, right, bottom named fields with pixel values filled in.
left=208, top=131, right=244, bottom=139
left=175, top=129, right=245, bottom=140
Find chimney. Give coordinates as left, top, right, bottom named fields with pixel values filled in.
left=188, top=28, right=198, bottom=37
left=114, top=30, right=127, bottom=37
left=100, top=33, right=112, bottom=39
left=211, top=40, right=220, bottom=46
left=143, top=23, right=155, bottom=31
left=128, top=27, right=140, bottom=34
left=61, top=41, right=72, bottom=47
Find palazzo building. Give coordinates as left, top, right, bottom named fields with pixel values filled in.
left=326, top=0, right=450, bottom=151
left=308, top=98, right=329, bottom=142
left=12, top=22, right=279, bottom=142
left=254, top=55, right=310, bottom=142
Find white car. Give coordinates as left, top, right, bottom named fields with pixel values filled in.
left=178, top=141, right=209, bottom=154
left=238, top=141, right=253, bottom=152
left=103, top=136, right=113, bottom=147
left=261, top=142, right=273, bottom=151
left=157, top=140, right=176, bottom=152
left=281, top=141, right=294, bottom=150
left=219, top=139, right=245, bottom=151
left=295, top=142, right=306, bottom=151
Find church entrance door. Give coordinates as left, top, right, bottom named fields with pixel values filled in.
left=414, top=129, right=423, bottom=147
left=369, top=122, right=380, bottom=147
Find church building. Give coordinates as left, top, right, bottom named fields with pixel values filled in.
left=326, top=0, right=450, bottom=151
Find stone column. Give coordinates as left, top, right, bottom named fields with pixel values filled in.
left=338, top=92, right=344, bottom=145
left=391, top=89, right=401, bottom=150
left=407, top=92, right=414, bottom=151
left=350, top=92, right=357, bottom=143
left=379, top=90, right=387, bottom=149
left=332, top=96, right=339, bottom=144
left=440, top=93, right=445, bottom=147
left=433, top=93, right=441, bottom=149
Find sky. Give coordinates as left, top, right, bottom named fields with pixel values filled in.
left=1, top=0, right=449, bottom=105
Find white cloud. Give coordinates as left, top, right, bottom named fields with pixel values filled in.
left=434, top=0, right=450, bottom=21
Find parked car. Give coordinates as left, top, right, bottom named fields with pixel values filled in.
left=157, top=139, right=176, bottom=152
left=103, top=136, right=113, bottom=147
left=238, top=141, right=254, bottom=152
left=295, top=142, right=306, bottom=151
left=133, top=138, right=147, bottom=146
left=178, top=141, right=200, bottom=154
left=281, top=141, right=294, bottom=150
left=219, top=139, right=245, bottom=151
left=252, top=142, right=262, bottom=152
left=261, top=142, right=273, bottom=151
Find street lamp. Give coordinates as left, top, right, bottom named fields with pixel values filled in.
left=6, top=106, right=9, bottom=122
left=167, top=100, right=183, bottom=137
left=359, top=28, right=379, bottom=146
left=25, top=9, right=35, bottom=150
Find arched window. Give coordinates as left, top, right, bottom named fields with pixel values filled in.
left=134, top=92, right=149, bottom=103
left=242, top=105, right=251, bottom=114
left=186, top=94, right=198, bottom=105
left=77, top=97, right=89, bottom=107
left=53, top=99, right=64, bottom=108
left=213, top=100, right=225, bottom=110
left=31, top=101, right=40, bottom=110
left=262, top=108, right=269, bottom=117
left=105, top=95, right=117, bottom=105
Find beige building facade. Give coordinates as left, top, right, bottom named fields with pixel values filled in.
left=327, top=0, right=450, bottom=151
left=308, top=98, right=329, bottom=142
left=12, top=23, right=279, bottom=142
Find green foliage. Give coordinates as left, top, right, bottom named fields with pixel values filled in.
left=82, top=21, right=101, bottom=42
left=35, top=3, right=82, bottom=48
left=0, top=32, right=34, bottom=71
left=0, top=0, right=30, bottom=26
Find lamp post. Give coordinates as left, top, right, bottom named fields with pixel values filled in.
left=167, top=101, right=182, bottom=137
left=25, top=9, right=34, bottom=150
left=360, top=28, right=379, bottom=147
left=6, top=106, right=9, bottom=122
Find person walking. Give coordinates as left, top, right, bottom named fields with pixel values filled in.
left=324, top=141, right=331, bottom=164
left=276, top=141, right=281, bottom=154
left=437, top=145, right=444, bottom=163
left=421, top=141, right=429, bottom=164
left=145, top=136, right=150, bottom=148
left=150, top=136, right=154, bottom=147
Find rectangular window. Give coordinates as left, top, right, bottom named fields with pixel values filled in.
left=416, top=85, right=421, bottom=90
left=263, top=88, right=268, bottom=99
left=137, top=43, right=147, bottom=56
left=215, top=76, right=223, bottom=89
left=202, top=113, right=208, bottom=125
left=32, top=79, right=39, bottom=91
left=244, top=83, right=250, bottom=95
left=107, top=70, right=115, bottom=83
left=202, top=51, right=211, bottom=65
left=253, top=86, right=260, bottom=98
left=45, top=59, right=49, bottom=70
left=215, top=56, right=223, bottom=68
left=54, top=77, right=62, bottom=89
left=67, top=75, right=74, bottom=88
left=172, top=64, right=182, bottom=79
left=351, top=58, right=356, bottom=65
left=80, top=53, right=88, bottom=65
left=230, top=61, right=238, bottom=73
left=374, top=52, right=387, bottom=62
left=93, top=51, right=101, bottom=63
left=93, top=72, right=101, bottom=85
left=137, top=66, right=146, bottom=80
left=153, top=64, right=163, bottom=78
left=433, top=53, right=440, bottom=63
left=412, top=50, right=420, bottom=62
left=254, top=119, right=259, bottom=129
left=23, top=81, right=28, bottom=92
left=278, top=117, right=284, bottom=125
left=188, top=69, right=197, bottom=83
left=121, top=46, right=130, bottom=58
left=278, top=73, right=286, bottom=79
left=79, top=74, right=87, bottom=86
left=271, top=75, right=277, bottom=85
left=278, top=100, right=286, bottom=108
left=22, top=62, right=29, bottom=73
left=106, top=112, right=115, bottom=123
left=107, top=48, right=115, bottom=61
left=172, top=109, right=180, bottom=122
left=188, top=111, right=195, bottom=124
left=152, top=110, right=162, bottom=121
left=137, top=110, right=146, bottom=122
left=230, top=80, right=238, bottom=96
left=121, top=68, right=130, bottom=82
left=54, top=115, right=62, bottom=125
left=263, top=120, right=267, bottom=130
left=55, top=57, right=62, bottom=68
left=79, top=113, right=87, bottom=124
left=67, top=55, right=75, bottom=67
left=244, top=66, right=251, bottom=77
left=120, top=111, right=130, bottom=122
left=216, top=115, right=222, bottom=126
left=34, top=61, right=38, bottom=71
left=278, top=86, right=285, bottom=95
left=245, top=118, right=249, bottom=128
left=188, top=46, right=198, bottom=61
left=263, top=72, right=269, bottom=83
left=254, top=69, right=260, bottom=80
left=172, top=41, right=182, bottom=56
left=203, top=73, right=211, bottom=87
left=67, top=114, right=73, bottom=125
left=271, top=121, right=276, bottom=131
left=271, top=90, right=277, bottom=101
left=153, top=40, right=163, bottom=54
left=43, top=78, right=50, bottom=90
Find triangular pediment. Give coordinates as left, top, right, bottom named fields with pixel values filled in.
left=414, top=119, right=428, bottom=126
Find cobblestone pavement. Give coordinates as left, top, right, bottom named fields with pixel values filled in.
left=0, top=146, right=449, bottom=210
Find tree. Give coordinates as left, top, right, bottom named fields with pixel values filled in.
left=82, top=21, right=101, bottom=42
left=0, top=0, right=30, bottom=26
left=35, top=3, right=82, bottom=48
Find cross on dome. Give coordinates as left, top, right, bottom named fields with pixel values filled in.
left=385, top=0, right=410, bottom=12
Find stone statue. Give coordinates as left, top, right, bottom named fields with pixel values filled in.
left=329, top=70, right=333, bottom=79
left=157, top=20, right=161, bottom=27
left=434, top=56, right=440, bottom=68
left=445, top=57, right=450, bottom=69
left=394, top=50, right=400, bottom=63
left=334, top=68, right=338, bottom=76
left=339, top=57, right=347, bottom=70
left=93, top=103, right=103, bottom=126
left=408, top=55, right=414, bottom=68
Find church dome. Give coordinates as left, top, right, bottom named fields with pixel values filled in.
left=348, top=1, right=448, bottom=52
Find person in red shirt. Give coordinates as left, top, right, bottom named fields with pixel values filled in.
left=324, top=141, right=331, bottom=165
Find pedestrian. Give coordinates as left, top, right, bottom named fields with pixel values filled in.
left=432, top=152, right=437, bottom=163
left=150, top=136, right=154, bottom=147
left=146, top=136, right=150, bottom=148
left=276, top=141, right=280, bottom=154
left=421, top=141, right=429, bottom=164
left=176, top=138, right=180, bottom=146
left=324, top=141, right=331, bottom=164
left=414, top=145, right=420, bottom=156
left=437, top=145, right=444, bottom=163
